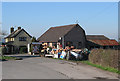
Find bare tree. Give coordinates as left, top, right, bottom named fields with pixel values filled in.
left=0, top=30, right=8, bottom=42
left=0, top=30, right=8, bottom=36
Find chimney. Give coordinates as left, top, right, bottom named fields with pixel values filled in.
left=10, top=27, right=14, bottom=33
left=18, top=27, right=21, bottom=30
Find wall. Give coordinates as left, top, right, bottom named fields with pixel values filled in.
left=12, top=30, right=31, bottom=51
left=64, top=25, right=86, bottom=48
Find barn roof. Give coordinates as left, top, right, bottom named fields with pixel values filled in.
left=5, top=28, right=32, bottom=38
left=88, top=39, right=119, bottom=46
left=37, top=24, right=82, bottom=42
left=86, top=35, right=109, bottom=40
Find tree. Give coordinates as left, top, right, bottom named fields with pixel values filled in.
left=0, top=30, right=8, bottom=56
left=31, top=36, right=37, bottom=42
left=119, top=42, right=120, bottom=45
left=119, top=38, right=120, bottom=44
left=0, top=30, right=8, bottom=39
left=0, top=30, right=8, bottom=36
left=0, top=30, right=8, bottom=42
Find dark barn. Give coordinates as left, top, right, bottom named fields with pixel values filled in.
left=37, top=24, right=86, bottom=49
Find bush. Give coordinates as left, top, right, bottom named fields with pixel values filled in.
left=1, top=47, right=7, bottom=55
left=19, top=47, right=27, bottom=54
left=89, top=49, right=119, bottom=69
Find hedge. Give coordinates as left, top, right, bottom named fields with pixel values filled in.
left=89, top=49, right=120, bottom=70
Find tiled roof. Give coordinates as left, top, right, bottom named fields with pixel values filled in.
left=37, top=24, right=81, bottom=42
left=5, top=29, right=32, bottom=38
left=88, top=39, right=119, bottom=46
left=86, top=35, right=109, bottom=40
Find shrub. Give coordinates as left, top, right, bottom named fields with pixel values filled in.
left=1, top=47, right=7, bottom=55
left=19, top=47, right=27, bottom=54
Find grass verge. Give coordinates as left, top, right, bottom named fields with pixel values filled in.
left=52, top=58, right=120, bottom=74
left=0, top=56, right=16, bottom=60
left=81, top=61, right=120, bottom=74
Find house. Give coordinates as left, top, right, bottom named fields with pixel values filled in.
left=4, top=27, right=32, bottom=54
left=86, top=35, right=119, bottom=49
left=37, top=24, right=86, bottom=49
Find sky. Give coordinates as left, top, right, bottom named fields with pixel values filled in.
left=2, top=2, right=118, bottom=40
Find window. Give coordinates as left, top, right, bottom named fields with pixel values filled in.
left=11, top=38, right=14, bottom=41
left=19, top=37, right=27, bottom=41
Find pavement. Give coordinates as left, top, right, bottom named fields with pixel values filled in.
left=1, top=54, right=119, bottom=79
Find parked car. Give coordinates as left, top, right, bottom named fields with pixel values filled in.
left=70, top=51, right=83, bottom=60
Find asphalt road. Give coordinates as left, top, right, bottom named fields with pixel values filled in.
left=2, top=54, right=119, bottom=79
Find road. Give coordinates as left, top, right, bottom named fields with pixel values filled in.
left=2, top=54, right=119, bottom=79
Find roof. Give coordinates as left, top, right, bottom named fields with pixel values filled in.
left=86, top=35, right=109, bottom=40
left=5, top=29, right=32, bottom=38
left=88, top=39, right=119, bottom=46
left=37, top=24, right=81, bottom=42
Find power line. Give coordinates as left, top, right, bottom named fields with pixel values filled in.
left=84, top=2, right=117, bottom=23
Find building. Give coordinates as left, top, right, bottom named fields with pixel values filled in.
left=37, top=24, right=86, bottom=49
left=4, top=27, right=32, bottom=54
left=86, top=35, right=119, bottom=49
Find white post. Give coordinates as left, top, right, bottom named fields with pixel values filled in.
left=28, top=44, right=30, bottom=53
left=57, top=43, right=59, bottom=49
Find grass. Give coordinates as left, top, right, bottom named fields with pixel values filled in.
left=81, top=61, right=120, bottom=74
left=0, top=56, right=16, bottom=60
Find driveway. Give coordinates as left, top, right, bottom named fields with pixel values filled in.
left=2, top=54, right=119, bottom=79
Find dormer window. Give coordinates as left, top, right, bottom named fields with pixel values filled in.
left=19, top=37, right=27, bottom=41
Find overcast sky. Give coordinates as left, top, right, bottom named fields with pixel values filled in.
left=2, top=2, right=118, bottom=40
